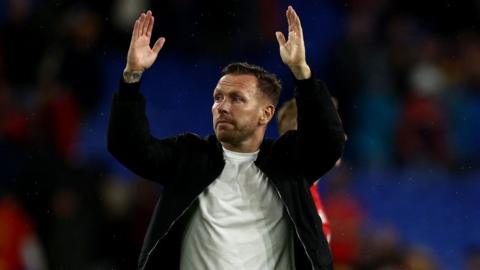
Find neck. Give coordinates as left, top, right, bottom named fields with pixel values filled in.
left=221, top=131, right=265, bottom=153
left=221, top=140, right=262, bottom=153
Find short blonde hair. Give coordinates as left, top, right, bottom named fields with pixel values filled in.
left=277, top=99, right=297, bottom=125
left=277, top=98, right=297, bottom=135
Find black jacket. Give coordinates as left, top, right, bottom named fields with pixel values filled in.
left=107, top=74, right=345, bottom=270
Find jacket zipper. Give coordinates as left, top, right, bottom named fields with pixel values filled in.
left=141, top=152, right=225, bottom=270
left=141, top=193, right=201, bottom=270
left=141, top=170, right=316, bottom=270
left=270, top=180, right=315, bottom=270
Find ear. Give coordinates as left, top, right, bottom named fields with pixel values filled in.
left=259, top=105, right=275, bottom=125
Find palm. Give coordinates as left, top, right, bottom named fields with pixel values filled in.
left=129, top=36, right=158, bottom=69
left=279, top=32, right=304, bottom=65
left=275, top=6, right=306, bottom=68
left=126, top=10, right=165, bottom=72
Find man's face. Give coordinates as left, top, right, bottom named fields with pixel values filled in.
left=212, top=74, right=269, bottom=147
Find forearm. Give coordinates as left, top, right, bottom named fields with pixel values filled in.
left=108, top=78, right=149, bottom=156
left=107, top=78, right=157, bottom=179
left=107, top=77, right=180, bottom=184
left=294, top=74, right=345, bottom=180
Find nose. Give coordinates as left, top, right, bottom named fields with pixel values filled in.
left=215, top=99, right=230, bottom=115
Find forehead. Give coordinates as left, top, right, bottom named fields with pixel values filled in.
left=214, top=74, right=258, bottom=94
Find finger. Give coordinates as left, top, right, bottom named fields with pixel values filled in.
left=289, top=30, right=298, bottom=43
left=152, top=37, right=166, bottom=54
left=146, top=16, right=154, bottom=37
left=131, top=19, right=140, bottom=42
left=139, top=12, right=146, bottom=36
left=286, top=7, right=293, bottom=33
left=288, top=5, right=295, bottom=19
left=291, top=8, right=304, bottom=38
left=143, top=10, right=152, bottom=36
left=275, top=31, right=286, bottom=46
left=288, top=8, right=298, bottom=30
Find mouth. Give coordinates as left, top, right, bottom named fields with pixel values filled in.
left=216, top=119, right=233, bottom=128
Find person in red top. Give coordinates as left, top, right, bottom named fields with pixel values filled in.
left=0, top=194, right=46, bottom=270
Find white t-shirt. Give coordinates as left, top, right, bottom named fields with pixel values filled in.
left=180, top=147, right=295, bottom=270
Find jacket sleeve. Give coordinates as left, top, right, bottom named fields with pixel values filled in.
left=292, top=74, right=346, bottom=185
left=107, top=78, right=179, bottom=186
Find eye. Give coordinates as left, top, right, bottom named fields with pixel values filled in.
left=213, top=95, right=222, bottom=102
left=232, top=95, right=243, bottom=103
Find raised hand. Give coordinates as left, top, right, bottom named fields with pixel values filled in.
left=125, top=10, right=166, bottom=72
left=275, top=6, right=311, bottom=79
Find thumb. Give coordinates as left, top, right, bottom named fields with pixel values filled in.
left=275, top=32, right=286, bottom=46
left=152, top=37, right=166, bottom=54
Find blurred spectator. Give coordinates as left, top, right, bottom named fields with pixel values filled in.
left=353, top=92, right=399, bottom=168
left=36, top=79, right=80, bottom=160
left=128, top=180, right=162, bottom=251
left=395, top=35, right=451, bottom=167
left=96, top=176, right=137, bottom=269
left=48, top=187, right=94, bottom=270
left=327, top=4, right=382, bottom=135
left=95, top=176, right=162, bottom=269
left=327, top=1, right=399, bottom=167
left=403, top=245, right=440, bottom=270
left=357, top=225, right=405, bottom=269
left=108, top=0, right=148, bottom=49
left=383, top=14, right=419, bottom=97
left=324, top=167, right=365, bottom=268
left=446, top=31, right=480, bottom=168
left=112, top=0, right=148, bottom=33
left=0, top=194, right=47, bottom=270
left=43, top=164, right=107, bottom=269
left=0, top=85, right=29, bottom=144
left=56, top=7, right=103, bottom=116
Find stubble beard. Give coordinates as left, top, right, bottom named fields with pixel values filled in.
left=215, top=123, right=255, bottom=148
left=215, top=125, right=240, bottom=146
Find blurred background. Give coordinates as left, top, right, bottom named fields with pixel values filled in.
left=0, top=0, right=479, bottom=269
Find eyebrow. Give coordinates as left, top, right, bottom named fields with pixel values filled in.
left=213, top=89, right=246, bottom=97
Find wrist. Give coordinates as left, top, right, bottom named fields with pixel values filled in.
left=124, top=63, right=145, bottom=73
left=123, top=68, right=144, bottom=83
left=289, top=63, right=311, bottom=80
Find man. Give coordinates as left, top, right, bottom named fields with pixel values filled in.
left=108, top=6, right=345, bottom=270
